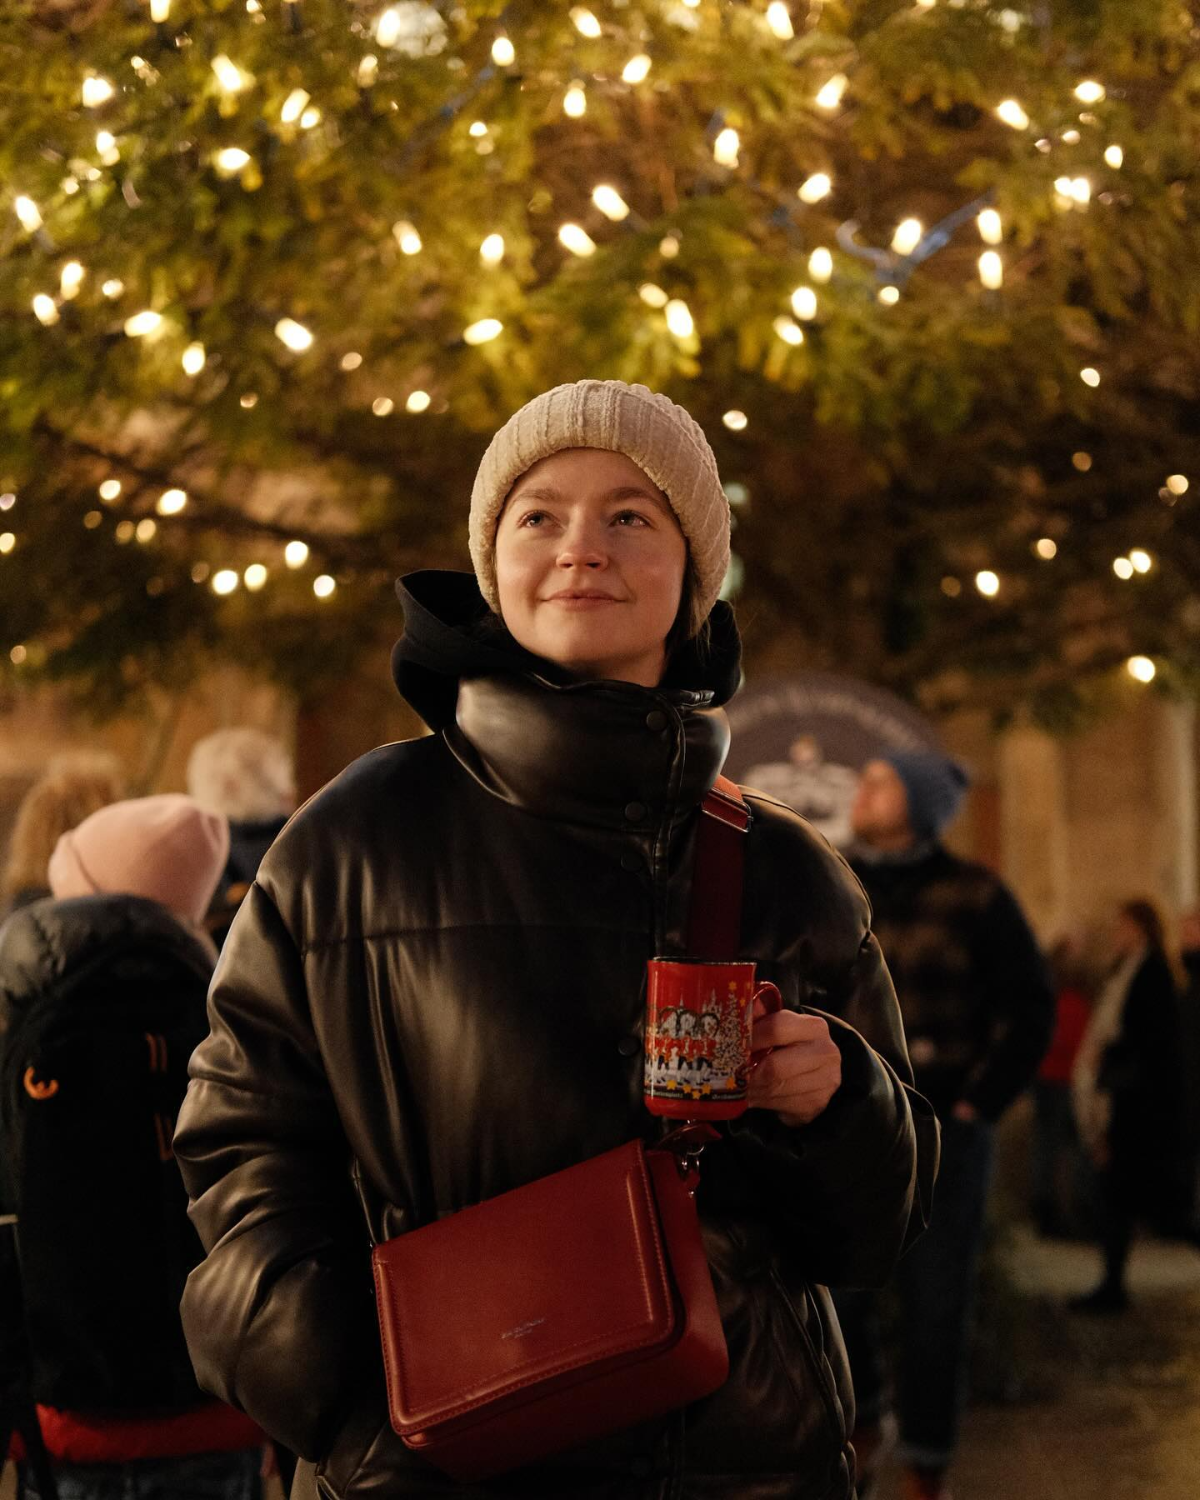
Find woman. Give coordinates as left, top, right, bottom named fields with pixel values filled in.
left=0, top=795, right=263, bottom=1499
left=175, top=380, right=938, bottom=1500
left=1071, top=899, right=1182, bottom=1311
left=1, top=754, right=124, bottom=920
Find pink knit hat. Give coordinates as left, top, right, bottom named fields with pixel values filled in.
left=48, top=794, right=231, bottom=926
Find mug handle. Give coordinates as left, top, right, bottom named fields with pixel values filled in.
left=749, top=981, right=783, bottom=1066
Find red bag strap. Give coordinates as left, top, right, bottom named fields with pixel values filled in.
left=685, top=773, right=750, bottom=961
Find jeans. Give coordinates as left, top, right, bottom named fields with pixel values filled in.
left=19, top=1448, right=261, bottom=1500
left=834, top=1114, right=994, bottom=1471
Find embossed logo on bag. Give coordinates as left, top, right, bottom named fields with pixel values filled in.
left=500, top=1318, right=546, bottom=1341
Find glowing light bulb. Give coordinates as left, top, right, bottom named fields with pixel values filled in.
left=156, top=488, right=188, bottom=515
left=570, top=8, right=602, bottom=38
left=99, top=480, right=122, bottom=501
left=639, top=283, right=668, bottom=308
left=995, top=99, right=1029, bottom=130
left=32, top=295, right=58, bottom=326
left=375, top=7, right=403, bottom=45
left=313, top=574, right=337, bottom=599
left=659, top=235, right=680, bottom=258
left=563, top=82, right=587, bottom=117
left=212, top=569, right=239, bottom=595
left=60, top=262, right=85, bottom=299
left=95, top=130, right=119, bottom=164
left=372, top=397, right=394, bottom=416
left=1113, top=556, right=1134, bottom=579
left=1166, top=474, right=1188, bottom=495
left=978, top=251, right=1003, bottom=289
left=211, top=55, right=248, bottom=93
left=468, top=121, right=488, bottom=138
left=284, top=540, right=309, bottom=568
left=182, top=342, right=206, bottom=375
left=815, top=74, right=847, bottom=110
left=558, top=223, right=596, bottom=256
left=463, top=318, right=503, bottom=345
left=622, top=55, right=652, bottom=84
left=124, top=310, right=163, bottom=337
left=480, top=233, right=505, bottom=264
left=1070, top=177, right=1091, bottom=205
left=14, top=196, right=42, bottom=232
left=82, top=75, right=115, bottom=108
left=878, top=285, right=901, bottom=305
left=592, top=184, right=630, bottom=221
left=0, top=534, right=16, bottom=555
left=280, top=89, right=310, bottom=124
left=798, top=172, right=832, bottom=204
left=215, top=147, right=251, bottom=174
left=808, top=247, right=833, bottom=283
left=791, top=285, right=818, bottom=320
left=1129, top=549, right=1152, bottom=574
left=491, top=36, right=515, bottom=66
left=150, top=0, right=171, bottom=20
left=713, top=127, right=740, bottom=167
left=1074, top=80, right=1105, bottom=104
left=975, top=570, right=1000, bottom=597
left=357, top=55, right=379, bottom=87
left=1080, top=366, right=1100, bottom=387
left=1127, top=655, right=1155, bottom=683
left=275, top=318, right=314, bottom=352
left=723, top=410, right=748, bottom=431
left=1035, top=538, right=1057, bottom=559
left=406, top=390, right=432, bottom=414
left=891, top=218, right=923, bottom=255
left=244, top=564, right=268, bottom=590
left=135, top=518, right=157, bottom=543
left=102, top=279, right=124, bottom=298
left=300, top=107, right=321, bottom=129
left=393, top=220, right=422, bottom=254
left=773, top=315, right=804, bottom=346
left=977, top=208, right=1002, bottom=244
left=766, top=3, right=794, bottom=40
left=665, top=300, right=695, bottom=339
left=1105, top=144, right=1124, bottom=169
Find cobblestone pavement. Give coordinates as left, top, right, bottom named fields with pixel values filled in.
left=871, top=1227, right=1200, bottom=1500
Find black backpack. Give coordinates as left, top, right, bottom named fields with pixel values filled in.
left=0, top=895, right=213, bottom=1413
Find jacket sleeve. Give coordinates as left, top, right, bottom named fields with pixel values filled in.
left=959, top=882, right=1055, bottom=1121
left=727, top=930, right=940, bottom=1289
left=173, top=881, right=377, bottom=1462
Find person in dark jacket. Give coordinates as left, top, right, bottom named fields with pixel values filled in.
left=0, top=795, right=263, bottom=1499
left=1070, top=899, right=1184, bottom=1312
left=174, top=380, right=938, bottom=1500
left=833, top=753, right=1053, bottom=1500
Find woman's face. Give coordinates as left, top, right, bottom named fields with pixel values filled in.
left=494, top=448, right=688, bottom=687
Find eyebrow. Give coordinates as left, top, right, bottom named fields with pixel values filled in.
left=511, top=484, right=664, bottom=504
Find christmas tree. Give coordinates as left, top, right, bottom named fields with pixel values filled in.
left=710, top=992, right=747, bottom=1094
left=2, top=1, right=1198, bottom=720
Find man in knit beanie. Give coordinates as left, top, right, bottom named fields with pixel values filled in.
left=834, top=755, right=1053, bottom=1500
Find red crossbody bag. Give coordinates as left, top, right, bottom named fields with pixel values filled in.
left=369, top=776, right=751, bottom=1482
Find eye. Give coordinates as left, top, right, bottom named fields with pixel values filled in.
left=518, top=509, right=548, bottom=528
left=613, top=509, right=650, bottom=527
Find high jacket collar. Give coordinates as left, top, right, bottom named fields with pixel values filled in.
left=391, top=570, right=739, bottom=829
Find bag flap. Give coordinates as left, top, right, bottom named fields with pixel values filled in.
left=372, top=1139, right=678, bottom=1432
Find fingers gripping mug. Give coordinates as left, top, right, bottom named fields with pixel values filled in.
left=644, top=960, right=783, bottom=1120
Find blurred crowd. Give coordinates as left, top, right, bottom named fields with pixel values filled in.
left=0, top=738, right=1197, bottom=1500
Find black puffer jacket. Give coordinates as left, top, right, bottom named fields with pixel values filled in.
left=175, top=572, right=938, bottom=1500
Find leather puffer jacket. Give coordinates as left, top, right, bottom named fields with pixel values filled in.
left=175, top=572, right=938, bottom=1500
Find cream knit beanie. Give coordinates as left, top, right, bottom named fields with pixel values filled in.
left=469, top=380, right=730, bottom=636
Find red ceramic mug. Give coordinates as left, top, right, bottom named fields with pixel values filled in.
left=644, top=959, right=783, bottom=1120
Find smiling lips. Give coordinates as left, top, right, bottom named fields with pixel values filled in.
left=543, top=589, right=622, bottom=607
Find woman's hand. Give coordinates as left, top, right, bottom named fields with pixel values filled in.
left=747, top=1009, right=842, bottom=1127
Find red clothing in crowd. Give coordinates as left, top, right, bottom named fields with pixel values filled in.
left=10, top=1401, right=261, bottom=1465
left=1038, top=985, right=1090, bottom=1084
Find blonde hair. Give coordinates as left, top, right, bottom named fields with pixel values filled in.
left=2, top=754, right=125, bottom=901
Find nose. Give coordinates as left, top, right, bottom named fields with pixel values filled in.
left=555, top=517, right=609, bottom=571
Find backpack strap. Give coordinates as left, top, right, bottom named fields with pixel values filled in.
left=686, top=774, right=751, bottom=961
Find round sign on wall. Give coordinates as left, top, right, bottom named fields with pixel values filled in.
left=725, top=673, right=942, bottom=850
